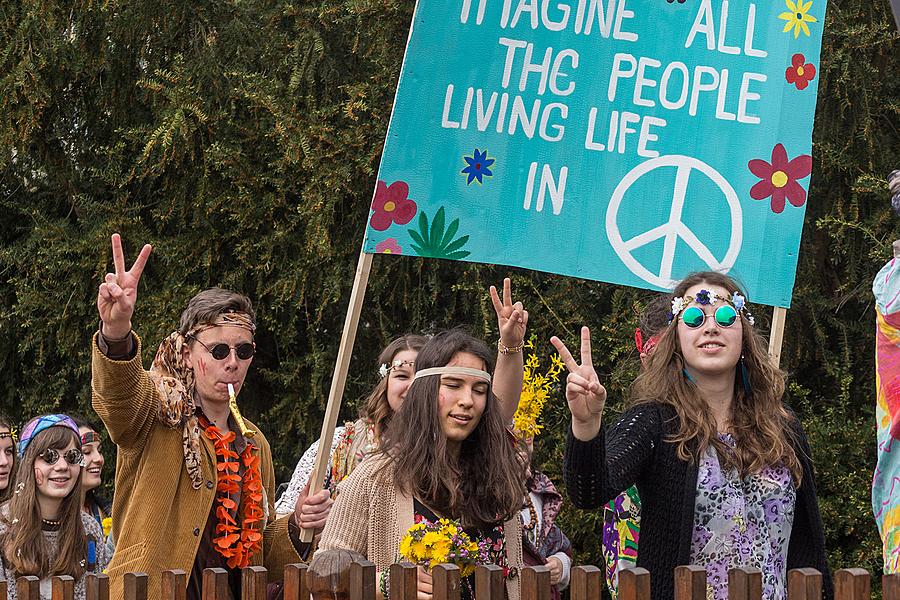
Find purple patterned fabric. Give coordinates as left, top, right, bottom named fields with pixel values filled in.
left=690, top=433, right=796, bottom=600
left=19, top=414, right=80, bottom=456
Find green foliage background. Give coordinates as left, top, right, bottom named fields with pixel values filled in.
left=0, top=0, right=897, bottom=588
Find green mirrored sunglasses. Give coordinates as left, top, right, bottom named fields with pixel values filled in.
left=681, top=305, right=738, bottom=329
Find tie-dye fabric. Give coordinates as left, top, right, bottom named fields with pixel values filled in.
left=601, top=486, right=640, bottom=598
left=872, top=256, right=900, bottom=573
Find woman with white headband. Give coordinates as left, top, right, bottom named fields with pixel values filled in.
left=316, top=329, right=526, bottom=600
left=276, top=278, right=528, bottom=517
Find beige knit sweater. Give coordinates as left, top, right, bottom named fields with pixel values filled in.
left=316, top=454, right=523, bottom=600
left=91, top=332, right=302, bottom=600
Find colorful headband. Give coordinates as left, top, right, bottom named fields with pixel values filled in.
left=19, top=414, right=80, bottom=457
left=413, top=366, right=492, bottom=384
left=378, top=359, right=415, bottom=379
left=669, top=290, right=755, bottom=326
left=0, top=427, right=17, bottom=443
left=81, top=431, right=101, bottom=445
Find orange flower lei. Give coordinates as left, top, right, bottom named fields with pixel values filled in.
left=202, top=419, right=265, bottom=569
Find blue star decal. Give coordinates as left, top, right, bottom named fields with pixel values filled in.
left=461, top=149, right=495, bottom=185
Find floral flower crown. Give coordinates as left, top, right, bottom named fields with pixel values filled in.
left=669, top=289, right=756, bottom=326
left=379, top=358, right=415, bottom=379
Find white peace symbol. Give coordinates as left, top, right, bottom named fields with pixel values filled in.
left=605, top=155, right=743, bottom=290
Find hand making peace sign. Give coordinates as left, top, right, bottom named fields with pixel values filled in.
left=96, top=233, right=153, bottom=340
left=551, top=326, right=607, bottom=441
left=489, top=277, right=528, bottom=348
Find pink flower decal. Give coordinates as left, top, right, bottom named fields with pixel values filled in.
left=785, top=54, right=816, bottom=90
left=748, top=144, right=813, bottom=214
left=375, top=238, right=402, bottom=255
left=370, top=181, right=417, bottom=231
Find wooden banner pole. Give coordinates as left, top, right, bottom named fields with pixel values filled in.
left=768, top=306, right=788, bottom=368
left=300, top=247, right=374, bottom=542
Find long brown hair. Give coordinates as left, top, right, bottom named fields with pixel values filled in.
left=1, top=425, right=88, bottom=579
left=383, top=329, right=525, bottom=528
left=632, top=271, right=802, bottom=482
left=361, top=334, right=429, bottom=440
left=0, top=414, right=16, bottom=503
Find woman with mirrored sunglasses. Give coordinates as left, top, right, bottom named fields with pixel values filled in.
left=554, top=271, right=831, bottom=600
left=0, top=414, right=109, bottom=599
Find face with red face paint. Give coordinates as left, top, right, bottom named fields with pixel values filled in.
left=182, top=325, right=254, bottom=407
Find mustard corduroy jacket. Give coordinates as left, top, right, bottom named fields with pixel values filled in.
left=91, top=332, right=302, bottom=600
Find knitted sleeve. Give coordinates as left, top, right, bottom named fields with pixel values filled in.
left=564, top=404, right=661, bottom=509
left=315, top=459, right=376, bottom=558
left=786, top=418, right=833, bottom=599
left=90, top=332, right=157, bottom=452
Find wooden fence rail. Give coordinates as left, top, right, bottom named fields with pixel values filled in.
left=0, top=560, right=892, bottom=599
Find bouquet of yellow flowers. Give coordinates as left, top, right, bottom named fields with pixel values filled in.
left=399, top=519, right=480, bottom=576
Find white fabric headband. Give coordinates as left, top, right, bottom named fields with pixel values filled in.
left=413, top=366, right=492, bottom=384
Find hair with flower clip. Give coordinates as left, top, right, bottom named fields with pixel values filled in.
left=362, top=334, right=430, bottom=440
left=632, top=271, right=801, bottom=484
left=379, top=358, right=416, bottom=379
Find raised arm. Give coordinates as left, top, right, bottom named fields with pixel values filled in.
left=91, top=234, right=156, bottom=450
left=490, top=278, right=528, bottom=422
left=553, top=327, right=656, bottom=509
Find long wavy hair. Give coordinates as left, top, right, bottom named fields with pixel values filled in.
left=361, top=334, right=429, bottom=440
left=1, top=425, right=88, bottom=579
left=632, top=272, right=802, bottom=483
left=70, top=415, right=111, bottom=519
left=382, top=329, right=525, bottom=528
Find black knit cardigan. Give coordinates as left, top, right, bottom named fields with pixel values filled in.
left=563, top=402, right=833, bottom=600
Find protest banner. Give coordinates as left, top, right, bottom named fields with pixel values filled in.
left=302, top=0, right=828, bottom=536
left=363, top=0, right=827, bottom=309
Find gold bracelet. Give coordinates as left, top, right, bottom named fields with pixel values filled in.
left=497, top=339, right=524, bottom=354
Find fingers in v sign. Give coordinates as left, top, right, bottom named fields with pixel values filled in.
left=550, top=326, right=607, bottom=441
left=489, top=277, right=528, bottom=347
left=97, top=233, right=153, bottom=340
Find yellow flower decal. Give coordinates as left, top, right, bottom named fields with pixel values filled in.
left=101, top=517, right=112, bottom=538
left=779, top=0, right=817, bottom=38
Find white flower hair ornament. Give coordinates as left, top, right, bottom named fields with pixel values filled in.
left=379, top=358, right=416, bottom=379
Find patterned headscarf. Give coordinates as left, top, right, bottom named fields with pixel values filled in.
left=149, top=311, right=255, bottom=489
left=19, top=414, right=80, bottom=457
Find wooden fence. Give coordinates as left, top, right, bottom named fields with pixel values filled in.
left=2, top=561, right=899, bottom=600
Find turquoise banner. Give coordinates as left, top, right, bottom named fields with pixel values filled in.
left=363, top=0, right=827, bottom=307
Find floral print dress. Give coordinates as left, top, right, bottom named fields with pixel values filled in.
left=690, top=433, right=796, bottom=600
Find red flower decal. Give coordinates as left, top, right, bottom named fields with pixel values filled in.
left=370, top=181, right=417, bottom=231
left=748, top=144, right=812, bottom=214
left=785, top=53, right=816, bottom=90
left=375, top=238, right=402, bottom=255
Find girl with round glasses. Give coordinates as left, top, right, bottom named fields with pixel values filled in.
left=0, top=414, right=109, bottom=599
left=554, top=271, right=831, bottom=600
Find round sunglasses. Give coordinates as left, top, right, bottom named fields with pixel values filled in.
left=38, top=448, right=85, bottom=467
left=681, top=305, right=739, bottom=329
left=190, top=337, right=255, bottom=361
